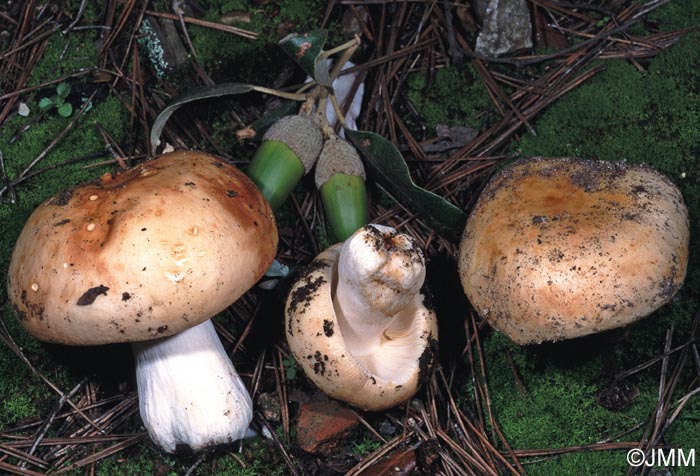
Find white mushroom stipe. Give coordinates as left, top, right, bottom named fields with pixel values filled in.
left=335, top=224, right=426, bottom=359
left=132, top=320, right=253, bottom=453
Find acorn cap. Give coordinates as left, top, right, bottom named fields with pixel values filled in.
left=458, top=157, right=690, bottom=345
left=314, top=135, right=366, bottom=188
left=7, top=150, right=278, bottom=345
left=263, top=115, right=323, bottom=173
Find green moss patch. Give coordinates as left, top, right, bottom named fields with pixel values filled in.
left=406, top=65, right=493, bottom=132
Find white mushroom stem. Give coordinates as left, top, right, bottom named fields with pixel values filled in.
left=334, top=224, right=426, bottom=358
left=132, top=320, right=253, bottom=453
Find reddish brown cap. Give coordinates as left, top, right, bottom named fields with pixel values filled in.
left=8, top=150, right=278, bottom=345
left=459, top=157, right=689, bottom=344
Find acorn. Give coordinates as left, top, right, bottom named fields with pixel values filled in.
left=315, top=135, right=369, bottom=242
left=247, top=115, right=323, bottom=210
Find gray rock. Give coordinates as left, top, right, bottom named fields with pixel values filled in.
left=475, top=0, right=533, bottom=57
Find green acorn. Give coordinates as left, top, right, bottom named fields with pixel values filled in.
left=315, top=135, right=369, bottom=242
left=247, top=115, right=323, bottom=211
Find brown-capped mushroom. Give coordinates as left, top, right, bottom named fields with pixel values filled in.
left=7, top=150, right=278, bottom=452
left=285, top=224, right=438, bottom=411
left=458, top=157, right=689, bottom=345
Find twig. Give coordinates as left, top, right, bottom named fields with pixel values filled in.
left=63, top=0, right=88, bottom=34
left=255, top=412, right=301, bottom=476
left=513, top=441, right=643, bottom=458
left=53, top=434, right=144, bottom=474
left=26, top=380, right=86, bottom=458
left=0, top=445, right=48, bottom=470
left=183, top=451, right=208, bottom=476
left=145, top=10, right=257, bottom=40
left=656, top=327, right=674, bottom=426
left=0, top=149, right=16, bottom=203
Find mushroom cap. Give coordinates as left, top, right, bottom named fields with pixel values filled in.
left=7, top=150, right=278, bottom=345
left=458, top=157, right=689, bottom=345
left=285, top=244, right=438, bottom=411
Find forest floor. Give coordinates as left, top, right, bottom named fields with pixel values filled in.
left=0, top=1, right=699, bottom=475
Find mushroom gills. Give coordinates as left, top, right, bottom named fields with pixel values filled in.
left=285, top=224, right=438, bottom=411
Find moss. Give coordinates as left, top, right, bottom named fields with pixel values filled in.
left=206, top=439, right=288, bottom=476
left=482, top=323, right=697, bottom=475
left=92, top=451, right=157, bottom=476
left=75, top=438, right=288, bottom=476
left=183, top=0, right=332, bottom=85
left=28, top=30, right=100, bottom=87
left=646, top=0, right=700, bottom=30
left=351, top=436, right=382, bottom=456
left=406, top=65, right=493, bottom=132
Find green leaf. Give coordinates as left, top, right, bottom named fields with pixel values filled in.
left=57, top=103, right=73, bottom=117
left=249, top=100, right=297, bottom=136
left=279, top=30, right=332, bottom=87
left=150, top=83, right=256, bottom=149
left=283, top=357, right=297, bottom=380
left=56, top=82, right=71, bottom=99
left=346, top=130, right=467, bottom=241
left=38, top=97, right=54, bottom=110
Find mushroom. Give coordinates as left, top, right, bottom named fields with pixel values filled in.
left=7, top=150, right=278, bottom=452
left=285, top=224, right=438, bottom=411
left=458, top=157, right=689, bottom=345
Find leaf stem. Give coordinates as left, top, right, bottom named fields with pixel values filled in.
left=250, top=85, right=308, bottom=102
left=328, top=34, right=361, bottom=80
left=329, top=93, right=349, bottom=130
left=319, top=35, right=361, bottom=61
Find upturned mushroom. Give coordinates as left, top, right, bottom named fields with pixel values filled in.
left=7, top=150, right=278, bottom=452
left=458, top=157, right=689, bottom=345
left=285, top=224, right=438, bottom=411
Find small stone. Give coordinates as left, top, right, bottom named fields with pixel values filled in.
left=257, top=392, right=281, bottom=422
left=596, top=380, right=640, bottom=411
left=295, top=400, right=359, bottom=454
left=379, top=419, right=397, bottom=437
left=475, top=0, right=533, bottom=57
left=18, top=102, right=30, bottom=116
